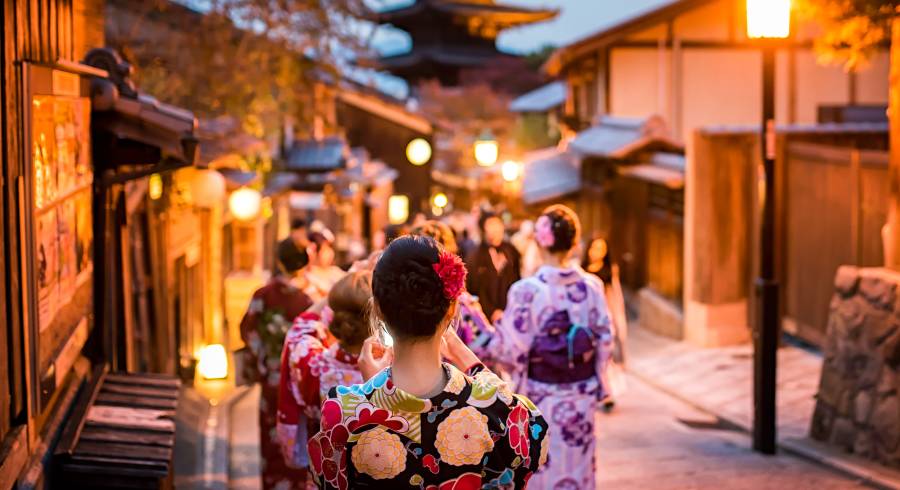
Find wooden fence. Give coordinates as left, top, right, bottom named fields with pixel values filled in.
left=782, top=142, right=889, bottom=345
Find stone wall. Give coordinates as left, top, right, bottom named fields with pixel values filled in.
left=811, top=266, right=900, bottom=466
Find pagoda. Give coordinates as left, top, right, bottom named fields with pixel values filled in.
left=370, top=0, right=557, bottom=86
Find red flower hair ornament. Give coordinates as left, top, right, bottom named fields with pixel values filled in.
left=432, top=251, right=467, bottom=300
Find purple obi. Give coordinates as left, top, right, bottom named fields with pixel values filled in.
left=528, top=310, right=597, bottom=384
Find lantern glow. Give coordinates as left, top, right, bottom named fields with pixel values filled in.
left=501, top=160, right=522, bottom=182
left=229, top=187, right=262, bottom=222
left=149, top=173, right=163, bottom=200
left=388, top=195, right=409, bottom=225
left=473, top=130, right=498, bottom=167
left=432, top=192, right=448, bottom=209
left=406, top=138, right=432, bottom=166
left=197, top=344, right=228, bottom=380
left=746, top=0, right=791, bottom=39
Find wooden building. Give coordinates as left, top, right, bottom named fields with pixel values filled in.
left=0, top=1, right=200, bottom=487
left=544, top=0, right=890, bottom=140
left=368, top=0, right=556, bottom=86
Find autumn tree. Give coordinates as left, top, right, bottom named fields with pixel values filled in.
left=796, top=0, right=900, bottom=267
left=105, top=0, right=366, bottom=143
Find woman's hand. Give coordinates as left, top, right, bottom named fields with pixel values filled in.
left=358, top=336, right=393, bottom=380
left=441, top=327, right=481, bottom=372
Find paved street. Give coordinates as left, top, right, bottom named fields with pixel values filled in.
left=217, top=373, right=869, bottom=489
left=597, top=375, right=870, bottom=489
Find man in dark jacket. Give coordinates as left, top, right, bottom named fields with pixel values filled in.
left=465, top=211, right=521, bottom=322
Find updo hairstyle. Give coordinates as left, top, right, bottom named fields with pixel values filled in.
left=326, top=271, right=372, bottom=348
left=541, top=204, right=581, bottom=254
left=372, top=235, right=452, bottom=341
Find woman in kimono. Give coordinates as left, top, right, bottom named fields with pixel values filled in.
left=411, top=221, right=491, bottom=346
left=276, top=271, right=370, bottom=488
left=307, top=236, right=549, bottom=490
left=584, top=237, right=629, bottom=410
left=304, top=231, right=346, bottom=302
left=240, top=238, right=313, bottom=489
left=474, top=205, right=614, bottom=490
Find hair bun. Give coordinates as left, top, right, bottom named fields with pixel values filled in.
left=540, top=204, right=581, bottom=253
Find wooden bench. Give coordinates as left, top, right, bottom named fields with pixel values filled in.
left=54, top=365, right=181, bottom=489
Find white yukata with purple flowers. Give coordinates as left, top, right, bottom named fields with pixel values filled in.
left=474, top=265, right=614, bottom=490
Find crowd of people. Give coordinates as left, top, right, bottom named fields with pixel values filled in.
left=239, top=204, right=629, bottom=490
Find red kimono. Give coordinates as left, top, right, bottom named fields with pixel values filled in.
left=277, top=313, right=363, bottom=487
left=240, top=276, right=312, bottom=490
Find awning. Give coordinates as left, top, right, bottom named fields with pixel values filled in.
left=85, top=48, right=198, bottom=173
left=619, top=164, right=684, bottom=189
left=522, top=149, right=581, bottom=205
left=285, top=137, right=348, bottom=173
left=569, top=115, right=682, bottom=159
left=509, top=81, right=567, bottom=113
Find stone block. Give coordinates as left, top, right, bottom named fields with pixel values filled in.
left=810, top=403, right=835, bottom=442
left=878, top=367, right=898, bottom=396
left=835, top=266, right=860, bottom=297
left=873, top=395, right=900, bottom=452
left=830, top=417, right=856, bottom=451
left=855, top=391, right=873, bottom=425
left=860, top=275, right=898, bottom=311
left=816, top=366, right=846, bottom=408
left=855, top=431, right=874, bottom=457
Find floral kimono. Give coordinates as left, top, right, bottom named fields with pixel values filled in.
left=240, top=276, right=313, bottom=490
left=307, top=363, right=549, bottom=490
left=277, top=313, right=364, bottom=483
left=474, top=265, right=613, bottom=490
left=456, top=292, right=491, bottom=346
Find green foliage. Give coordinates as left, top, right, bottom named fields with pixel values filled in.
left=795, top=0, right=900, bottom=70
left=524, top=44, right=557, bottom=72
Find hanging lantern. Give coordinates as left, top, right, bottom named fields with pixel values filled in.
left=388, top=195, right=409, bottom=225
left=474, top=130, right=499, bottom=167
left=189, top=168, right=226, bottom=208
left=406, top=138, right=432, bottom=166
left=432, top=192, right=448, bottom=209
left=148, top=173, right=164, bottom=200
left=229, top=187, right=262, bottom=221
left=501, top=160, right=522, bottom=182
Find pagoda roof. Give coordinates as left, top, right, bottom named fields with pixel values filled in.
left=371, top=0, right=557, bottom=33
left=376, top=45, right=510, bottom=84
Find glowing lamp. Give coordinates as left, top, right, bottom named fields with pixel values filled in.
left=746, top=0, right=791, bottom=39
left=197, top=344, right=228, bottom=379
left=148, top=173, right=163, bottom=200
left=501, top=160, right=522, bottom=182
left=432, top=192, right=448, bottom=209
left=474, top=130, right=498, bottom=167
left=229, top=187, right=262, bottom=222
left=190, top=168, right=226, bottom=208
left=406, top=138, right=432, bottom=166
left=388, top=195, right=409, bottom=225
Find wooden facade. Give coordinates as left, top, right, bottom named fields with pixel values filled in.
left=0, top=1, right=105, bottom=487
left=686, top=126, right=888, bottom=347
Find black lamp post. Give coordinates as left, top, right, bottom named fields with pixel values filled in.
left=747, top=0, right=792, bottom=455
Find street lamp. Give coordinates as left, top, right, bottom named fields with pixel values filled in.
left=406, top=138, right=432, bottom=166
left=229, top=187, right=262, bottom=222
left=747, top=0, right=791, bottom=456
left=474, top=130, right=498, bottom=167
left=388, top=195, right=409, bottom=225
left=501, top=160, right=522, bottom=182
left=432, top=192, right=448, bottom=209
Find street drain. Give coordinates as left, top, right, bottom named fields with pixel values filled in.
left=676, top=417, right=743, bottom=432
